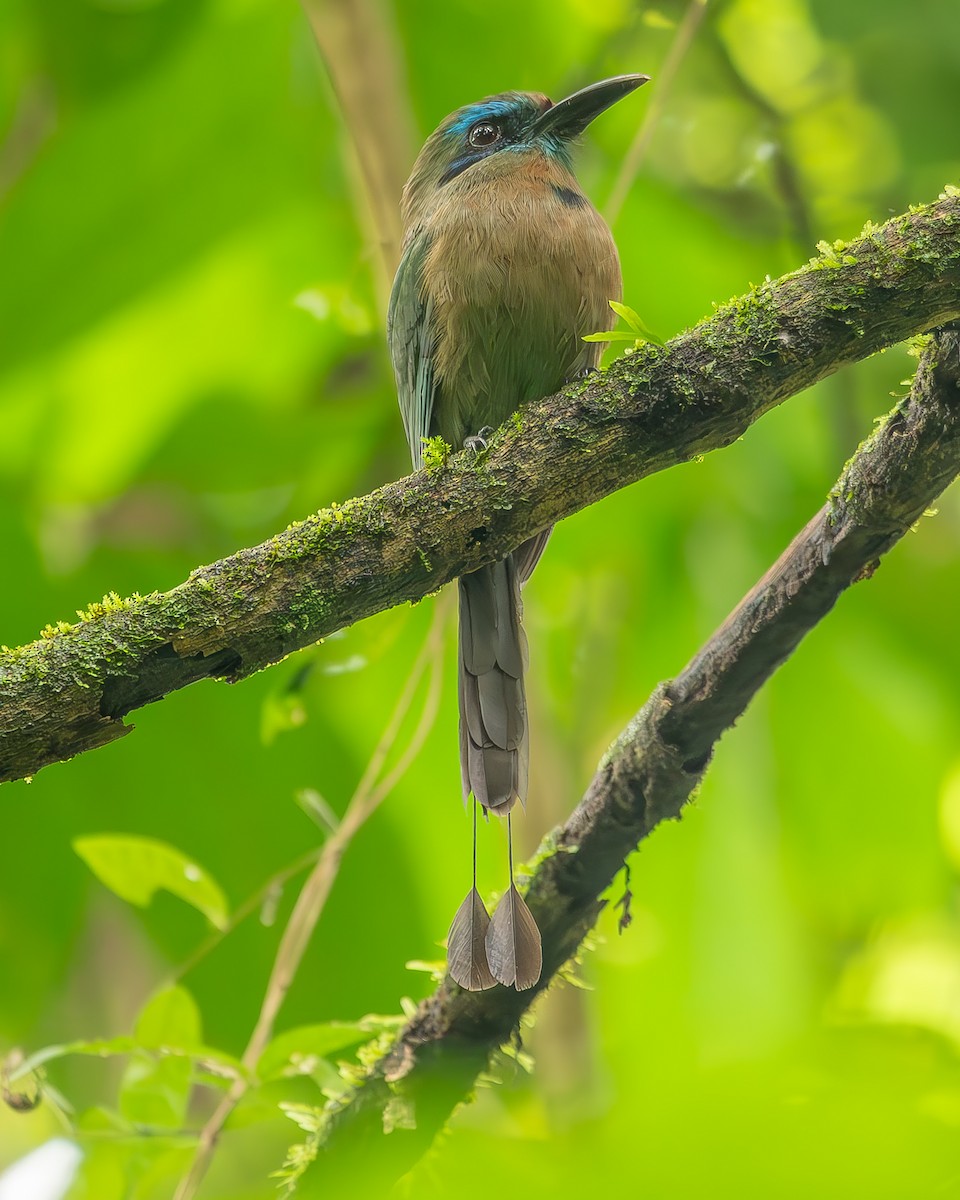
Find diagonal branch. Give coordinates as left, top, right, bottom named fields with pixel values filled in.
left=288, top=328, right=960, bottom=1194
left=1, top=192, right=959, bottom=785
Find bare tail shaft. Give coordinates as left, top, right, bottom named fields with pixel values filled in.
left=447, top=799, right=497, bottom=991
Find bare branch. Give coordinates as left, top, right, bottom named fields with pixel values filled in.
left=1, top=192, right=959, bottom=785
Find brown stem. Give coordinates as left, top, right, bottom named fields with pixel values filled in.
left=171, top=847, right=321, bottom=984
left=299, top=0, right=416, bottom=301
left=605, top=0, right=711, bottom=224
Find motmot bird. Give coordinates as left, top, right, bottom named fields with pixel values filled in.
left=388, top=75, right=648, bottom=992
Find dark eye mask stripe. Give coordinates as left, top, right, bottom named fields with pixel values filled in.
left=439, top=141, right=514, bottom=185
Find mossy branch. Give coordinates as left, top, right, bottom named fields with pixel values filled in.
left=289, top=328, right=960, bottom=1194
left=1, top=191, right=960, bottom=785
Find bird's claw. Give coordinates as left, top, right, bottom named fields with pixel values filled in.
left=464, top=426, right=495, bottom=453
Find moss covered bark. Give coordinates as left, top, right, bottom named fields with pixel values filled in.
left=288, top=326, right=960, bottom=1194
left=1, top=190, right=959, bottom=784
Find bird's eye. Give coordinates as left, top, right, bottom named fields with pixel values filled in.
left=468, top=122, right=501, bottom=148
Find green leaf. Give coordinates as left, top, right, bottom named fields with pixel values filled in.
left=582, top=330, right=644, bottom=342
left=135, top=985, right=202, bottom=1050
left=7, top=1030, right=243, bottom=1091
left=642, top=8, right=676, bottom=29
left=67, top=1141, right=128, bottom=1200
left=607, top=299, right=644, bottom=331
left=608, top=300, right=666, bottom=346
left=73, top=835, right=229, bottom=929
left=7, top=1037, right=138, bottom=1083
left=120, top=1050, right=191, bottom=1129
left=294, top=788, right=340, bottom=835
left=279, top=1102, right=325, bottom=1133
left=581, top=300, right=665, bottom=347
left=70, top=1108, right=190, bottom=1199
left=258, top=1023, right=368, bottom=1081
left=75, top=1105, right=133, bottom=1134
left=119, top=986, right=203, bottom=1129
left=260, top=689, right=308, bottom=745
left=130, top=986, right=245, bottom=1087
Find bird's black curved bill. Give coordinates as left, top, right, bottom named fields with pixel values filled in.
left=532, top=74, right=650, bottom=141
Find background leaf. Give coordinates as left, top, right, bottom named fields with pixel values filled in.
left=133, top=986, right=202, bottom=1051
left=73, top=835, right=230, bottom=929
left=119, top=987, right=201, bottom=1129
left=258, top=1023, right=368, bottom=1082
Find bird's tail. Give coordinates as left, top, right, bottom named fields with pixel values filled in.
left=458, top=553, right=528, bottom=814
left=447, top=542, right=545, bottom=991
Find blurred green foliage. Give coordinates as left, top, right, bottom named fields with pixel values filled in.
left=1, top=0, right=960, bottom=1196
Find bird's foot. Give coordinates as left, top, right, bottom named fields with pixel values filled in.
left=464, top=426, right=495, bottom=453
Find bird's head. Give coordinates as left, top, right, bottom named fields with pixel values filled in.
left=400, top=74, right=649, bottom=232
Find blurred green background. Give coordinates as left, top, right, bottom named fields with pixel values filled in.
left=2, top=0, right=960, bottom=1196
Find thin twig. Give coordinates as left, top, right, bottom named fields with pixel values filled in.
left=172, top=595, right=452, bottom=1200
left=605, top=0, right=711, bottom=225
left=299, top=0, right=416, bottom=302
left=171, top=847, right=321, bottom=984
left=707, top=23, right=813, bottom=250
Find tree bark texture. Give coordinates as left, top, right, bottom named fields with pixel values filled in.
left=290, top=328, right=960, bottom=1194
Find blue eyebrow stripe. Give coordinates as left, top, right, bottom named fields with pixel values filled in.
left=447, top=101, right=519, bottom=137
